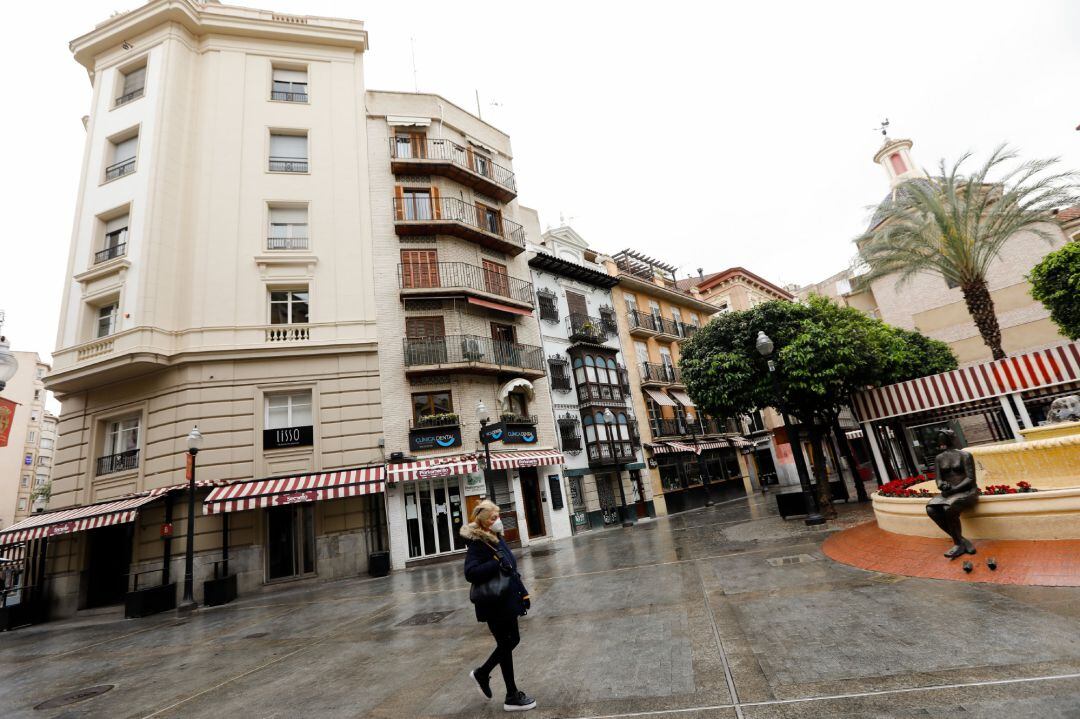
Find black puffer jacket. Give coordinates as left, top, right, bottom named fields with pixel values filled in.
left=461, top=522, right=530, bottom=622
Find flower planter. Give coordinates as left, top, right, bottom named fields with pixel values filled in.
left=203, top=574, right=238, bottom=607
left=124, top=582, right=176, bottom=618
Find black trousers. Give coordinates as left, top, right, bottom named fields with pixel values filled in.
left=479, top=613, right=520, bottom=695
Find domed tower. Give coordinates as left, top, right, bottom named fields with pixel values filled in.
left=872, top=137, right=925, bottom=188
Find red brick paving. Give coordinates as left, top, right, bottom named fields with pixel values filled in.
left=823, top=521, right=1080, bottom=587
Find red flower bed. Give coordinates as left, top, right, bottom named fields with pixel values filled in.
left=876, top=474, right=1038, bottom=498
left=980, top=481, right=1038, bottom=495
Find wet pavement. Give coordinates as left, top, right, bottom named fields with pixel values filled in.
left=2, top=491, right=1080, bottom=718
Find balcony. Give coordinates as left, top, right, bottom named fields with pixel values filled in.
left=576, top=381, right=627, bottom=407
left=96, top=449, right=139, bottom=476
left=586, top=440, right=637, bottom=467
left=265, top=325, right=310, bottom=342
left=640, top=362, right=680, bottom=386
left=681, top=323, right=699, bottom=339
left=115, top=88, right=143, bottom=106
left=403, top=334, right=545, bottom=379
left=269, top=156, right=308, bottom=173
left=656, top=316, right=683, bottom=339
left=94, top=243, right=127, bottom=265
left=626, top=310, right=659, bottom=338
left=105, top=157, right=136, bottom=181
left=267, top=236, right=309, bottom=251
left=398, top=261, right=534, bottom=311
left=651, top=417, right=729, bottom=438
left=389, top=138, right=517, bottom=202
left=566, top=313, right=614, bottom=345
left=411, top=413, right=460, bottom=429
left=393, top=197, right=526, bottom=256
left=560, top=434, right=583, bottom=453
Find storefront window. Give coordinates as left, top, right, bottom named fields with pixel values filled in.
left=412, top=391, right=453, bottom=423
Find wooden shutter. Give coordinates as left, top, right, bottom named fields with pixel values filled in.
left=401, top=250, right=438, bottom=289
left=431, top=186, right=442, bottom=219
left=565, top=290, right=588, bottom=317
left=482, top=260, right=509, bottom=298
left=405, top=316, right=445, bottom=338
left=394, top=186, right=405, bottom=221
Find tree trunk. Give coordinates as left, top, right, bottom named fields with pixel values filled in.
left=831, top=417, right=869, bottom=502
left=809, top=428, right=837, bottom=519
left=961, top=278, right=1005, bottom=360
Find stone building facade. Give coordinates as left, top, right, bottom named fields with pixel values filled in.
left=0, top=352, right=52, bottom=529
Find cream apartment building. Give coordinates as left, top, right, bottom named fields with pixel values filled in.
left=366, top=93, right=566, bottom=570
left=0, top=352, right=52, bottom=529
left=8, top=1, right=387, bottom=617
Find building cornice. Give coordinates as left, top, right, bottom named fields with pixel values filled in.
left=614, top=274, right=717, bottom=314
left=70, top=0, right=368, bottom=71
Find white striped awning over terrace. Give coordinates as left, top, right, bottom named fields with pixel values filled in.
left=851, top=340, right=1080, bottom=423
left=648, top=437, right=753, bottom=455
left=203, top=466, right=385, bottom=514
left=487, top=449, right=565, bottom=470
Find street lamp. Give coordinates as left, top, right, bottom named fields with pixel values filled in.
left=603, top=407, right=634, bottom=527
left=686, top=409, right=713, bottom=507
left=0, top=336, right=18, bottom=394
left=476, top=400, right=495, bottom=500
left=178, top=425, right=204, bottom=613
left=755, top=331, right=825, bottom=526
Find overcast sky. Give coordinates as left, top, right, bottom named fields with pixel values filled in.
left=2, top=0, right=1078, bottom=374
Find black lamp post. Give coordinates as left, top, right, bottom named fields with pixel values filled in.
left=476, top=400, right=495, bottom=500
left=178, top=425, right=204, bottom=613
left=755, top=331, right=824, bottom=526
left=686, top=409, right=713, bottom=507
left=603, top=408, right=634, bottom=527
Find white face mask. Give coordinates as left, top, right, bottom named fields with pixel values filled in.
left=490, top=518, right=504, bottom=534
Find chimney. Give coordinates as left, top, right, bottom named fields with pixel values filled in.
left=697, top=268, right=704, bottom=280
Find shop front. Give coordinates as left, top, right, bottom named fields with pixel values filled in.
left=650, top=438, right=753, bottom=514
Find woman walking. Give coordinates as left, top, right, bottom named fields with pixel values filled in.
left=462, top=500, right=536, bottom=712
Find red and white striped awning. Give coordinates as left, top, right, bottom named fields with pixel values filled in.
left=0, top=494, right=162, bottom=546
left=204, top=466, right=385, bottom=514
left=647, top=441, right=697, bottom=454
left=852, top=341, right=1080, bottom=423
left=697, top=436, right=754, bottom=450
left=386, top=454, right=479, bottom=483
left=649, top=437, right=752, bottom=455
left=487, top=449, right=565, bottom=469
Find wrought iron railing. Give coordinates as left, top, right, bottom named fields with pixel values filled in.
left=389, top=137, right=516, bottom=193
left=681, top=323, right=699, bottom=338
left=94, top=243, right=127, bottom=264
left=392, top=197, right=526, bottom=250
left=626, top=310, right=658, bottom=333
left=656, top=316, right=682, bottom=337
left=402, top=334, right=544, bottom=372
left=398, top=261, right=533, bottom=304
left=105, top=157, right=136, bottom=180
left=586, top=440, right=637, bottom=465
left=410, top=414, right=461, bottom=429
left=96, top=449, right=139, bottom=476
left=269, top=156, right=308, bottom=173
left=115, top=88, right=143, bottom=106
left=267, top=236, right=309, bottom=250
left=576, top=382, right=626, bottom=405
left=538, top=293, right=559, bottom=322
left=500, top=413, right=537, bottom=425
left=271, top=83, right=308, bottom=102
left=550, top=370, right=572, bottom=391
left=566, top=313, right=613, bottom=344
left=641, top=362, right=679, bottom=384
left=560, top=434, right=582, bottom=452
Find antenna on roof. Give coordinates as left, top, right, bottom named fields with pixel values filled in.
left=874, top=118, right=890, bottom=136
left=475, top=89, right=482, bottom=121
left=410, top=37, right=418, bottom=93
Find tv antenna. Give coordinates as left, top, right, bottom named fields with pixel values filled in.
left=874, top=118, right=890, bottom=136
left=410, top=37, right=418, bottom=92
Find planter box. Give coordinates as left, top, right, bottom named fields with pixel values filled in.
left=368, top=551, right=391, bottom=578
left=124, top=582, right=176, bottom=618
left=203, top=574, right=238, bottom=607
left=776, top=481, right=849, bottom=519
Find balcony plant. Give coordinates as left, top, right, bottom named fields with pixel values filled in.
left=417, top=412, right=459, bottom=428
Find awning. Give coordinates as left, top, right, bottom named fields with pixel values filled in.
left=669, top=390, right=695, bottom=407
left=467, top=296, right=533, bottom=317
left=845, top=429, right=864, bottom=440
left=387, top=454, right=479, bottom=483
left=0, top=494, right=162, bottom=546
left=644, top=388, right=676, bottom=407
left=387, top=115, right=431, bottom=127
left=488, top=449, right=565, bottom=470
left=647, top=441, right=696, bottom=454
left=204, top=466, right=385, bottom=515
left=498, top=378, right=534, bottom=407
left=697, top=436, right=754, bottom=451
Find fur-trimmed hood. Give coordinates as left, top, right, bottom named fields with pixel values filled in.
left=460, top=521, right=499, bottom=545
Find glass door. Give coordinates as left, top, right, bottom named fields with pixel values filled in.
left=405, top=477, right=468, bottom=559
left=266, top=504, right=316, bottom=581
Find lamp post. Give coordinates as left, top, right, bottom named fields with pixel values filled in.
left=0, top=335, right=18, bottom=394
left=603, top=408, right=634, bottom=527
left=178, top=425, right=204, bottom=613
left=755, top=331, right=824, bottom=526
left=476, top=400, right=495, bottom=500
left=686, top=409, right=713, bottom=507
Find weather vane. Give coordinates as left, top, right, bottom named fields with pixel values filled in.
left=874, top=118, right=890, bottom=136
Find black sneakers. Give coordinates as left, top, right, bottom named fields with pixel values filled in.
left=503, top=690, right=537, bottom=712
left=470, top=669, right=492, bottom=699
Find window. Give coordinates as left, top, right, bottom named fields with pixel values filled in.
left=269, top=289, right=309, bottom=325
left=35, top=473, right=48, bottom=487
left=36, top=367, right=45, bottom=379
left=37, top=456, right=50, bottom=467
left=471, top=148, right=492, bottom=178
left=106, top=132, right=138, bottom=180
left=394, top=132, right=426, bottom=159
left=505, top=391, right=529, bottom=420
left=116, top=65, right=146, bottom=106
left=266, top=391, right=313, bottom=429
left=599, top=306, right=616, bottom=334
left=688, top=313, right=700, bottom=327
left=482, top=260, right=510, bottom=298
left=624, top=294, right=638, bottom=314
left=716, top=300, right=731, bottom=314
left=268, top=206, right=309, bottom=250
left=412, top=391, right=453, bottom=424
left=671, top=308, right=683, bottom=336
left=271, top=67, right=308, bottom=102
left=27, top=430, right=35, bottom=443
left=96, top=303, right=118, bottom=338
left=40, top=438, right=53, bottom=450
left=565, top=290, right=588, bottom=318
left=405, top=316, right=445, bottom=338
left=402, top=188, right=433, bottom=220
left=269, top=133, right=308, bottom=172
left=17, top=499, right=26, bottom=512
left=97, top=213, right=129, bottom=263
left=21, top=475, right=30, bottom=488
left=889, top=152, right=907, bottom=175
left=105, top=417, right=140, bottom=456
left=659, top=346, right=674, bottom=369
left=478, top=203, right=501, bottom=235
left=537, top=291, right=559, bottom=322
left=549, top=357, right=571, bottom=390
left=34, top=390, right=40, bottom=400
left=400, top=249, right=439, bottom=289
left=649, top=300, right=662, bottom=319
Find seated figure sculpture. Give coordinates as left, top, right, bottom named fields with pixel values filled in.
left=925, top=429, right=978, bottom=559
left=1046, top=395, right=1080, bottom=423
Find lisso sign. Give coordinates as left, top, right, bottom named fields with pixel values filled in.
left=263, top=425, right=314, bottom=450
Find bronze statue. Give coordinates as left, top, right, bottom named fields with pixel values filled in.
left=925, top=429, right=978, bottom=559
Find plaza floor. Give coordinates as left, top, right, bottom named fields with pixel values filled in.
left=2, top=491, right=1080, bottom=718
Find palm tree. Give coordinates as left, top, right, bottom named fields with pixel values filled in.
left=858, top=145, right=1077, bottom=360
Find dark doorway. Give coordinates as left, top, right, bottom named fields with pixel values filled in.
left=84, top=524, right=132, bottom=608
left=631, top=470, right=648, bottom=518
left=519, top=467, right=546, bottom=538
left=266, top=504, right=316, bottom=581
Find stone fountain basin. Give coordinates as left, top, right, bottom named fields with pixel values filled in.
left=873, top=487, right=1080, bottom=540
left=967, top=419, right=1080, bottom=490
